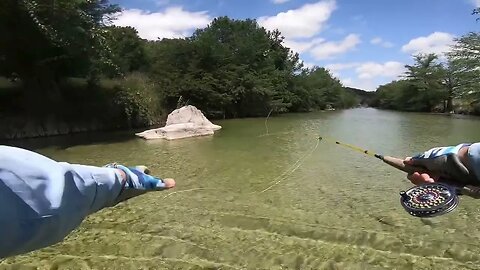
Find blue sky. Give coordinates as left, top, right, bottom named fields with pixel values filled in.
left=111, top=0, right=479, bottom=90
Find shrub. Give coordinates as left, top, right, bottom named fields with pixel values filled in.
left=111, top=73, right=162, bottom=127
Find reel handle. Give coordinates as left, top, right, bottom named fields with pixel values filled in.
left=380, top=155, right=480, bottom=199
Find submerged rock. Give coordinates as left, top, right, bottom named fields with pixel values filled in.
left=135, top=105, right=222, bottom=140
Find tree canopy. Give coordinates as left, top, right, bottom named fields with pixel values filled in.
left=1, top=6, right=358, bottom=123
left=370, top=10, right=480, bottom=114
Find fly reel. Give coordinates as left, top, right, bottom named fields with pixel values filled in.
left=399, top=183, right=459, bottom=218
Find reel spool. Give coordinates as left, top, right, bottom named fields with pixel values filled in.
left=399, top=183, right=459, bottom=218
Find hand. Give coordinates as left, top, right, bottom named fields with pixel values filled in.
left=403, top=157, right=438, bottom=185
left=104, top=163, right=176, bottom=203
left=403, top=144, right=474, bottom=186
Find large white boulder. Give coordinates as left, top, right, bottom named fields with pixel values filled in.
left=135, top=105, right=222, bottom=140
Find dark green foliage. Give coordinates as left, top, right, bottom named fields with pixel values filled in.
left=371, top=80, right=421, bottom=111
left=448, top=32, right=480, bottom=104
left=372, top=32, right=480, bottom=115
left=0, top=3, right=359, bottom=138
left=289, top=67, right=348, bottom=111
left=111, top=73, right=161, bottom=127
left=344, top=87, right=374, bottom=106
left=0, top=0, right=120, bottom=80
left=404, top=53, right=447, bottom=111
left=146, top=17, right=354, bottom=118
left=105, top=26, right=149, bottom=76
left=3, top=0, right=480, bottom=137
left=370, top=5, right=480, bottom=114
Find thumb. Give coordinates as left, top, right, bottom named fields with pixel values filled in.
left=403, top=157, right=413, bottom=165
left=403, top=157, right=424, bottom=166
left=403, top=156, right=429, bottom=168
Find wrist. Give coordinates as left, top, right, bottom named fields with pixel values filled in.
left=115, top=169, right=128, bottom=189
left=467, top=143, right=480, bottom=183
left=112, top=168, right=145, bottom=204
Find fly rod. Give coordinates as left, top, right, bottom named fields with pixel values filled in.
left=319, top=137, right=480, bottom=217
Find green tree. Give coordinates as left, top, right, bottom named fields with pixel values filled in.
left=190, top=17, right=296, bottom=117
left=0, top=0, right=120, bottom=105
left=146, top=38, right=203, bottom=113
left=148, top=17, right=307, bottom=118
left=372, top=80, right=418, bottom=111
left=289, top=67, right=352, bottom=111
left=447, top=32, right=480, bottom=104
left=441, top=60, right=458, bottom=112
left=404, top=53, right=447, bottom=111
left=106, top=26, right=148, bottom=76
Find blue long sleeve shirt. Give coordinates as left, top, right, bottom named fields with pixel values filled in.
left=0, top=145, right=124, bottom=258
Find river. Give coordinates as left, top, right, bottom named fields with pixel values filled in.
left=2, top=108, right=480, bottom=270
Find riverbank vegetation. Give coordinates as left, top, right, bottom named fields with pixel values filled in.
left=0, top=0, right=359, bottom=139
left=370, top=31, right=480, bottom=114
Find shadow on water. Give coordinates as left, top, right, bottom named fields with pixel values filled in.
left=0, top=129, right=143, bottom=151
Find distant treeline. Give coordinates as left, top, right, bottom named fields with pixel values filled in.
left=369, top=30, right=480, bottom=114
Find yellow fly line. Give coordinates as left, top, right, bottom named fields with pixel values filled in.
left=318, top=136, right=380, bottom=158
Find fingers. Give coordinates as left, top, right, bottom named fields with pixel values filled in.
left=134, top=165, right=175, bottom=190
left=404, top=157, right=437, bottom=185
left=407, top=172, right=435, bottom=185
left=162, top=178, right=176, bottom=189
left=149, top=178, right=175, bottom=191
left=407, top=172, right=433, bottom=185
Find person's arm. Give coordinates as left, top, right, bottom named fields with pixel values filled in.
left=0, top=146, right=174, bottom=258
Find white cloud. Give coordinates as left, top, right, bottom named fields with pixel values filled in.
left=309, top=34, right=361, bottom=60
left=325, top=61, right=405, bottom=91
left=258, top=0, right=336, bottom=39
left=113, top=7, right=211, bottom=40
left=258, top=0, right=357, bottom=60
left=326, top=62, right=360, bottom=72
left=283, top=38, right=324, bottom=54
left=471, top=0, right=480, bottom=7
left=370, top=37, right=382, bottom=44
left=342, top=78, right=378, bottom=91
left=301, top=61, right=317, bottom=69
left=341, top=77, right=353, bottom=86
left=401, top=32, right=455, bottom=56
left=356, top=61, right=405, bottom=79
left=325, top=62, right=360, bottom=78
left=370, top=37, right=394, bottom=48
left=271, top=0, right=291, bottom=4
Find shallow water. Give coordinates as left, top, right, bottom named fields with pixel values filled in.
left=2, top=108, right=480, bottom=270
